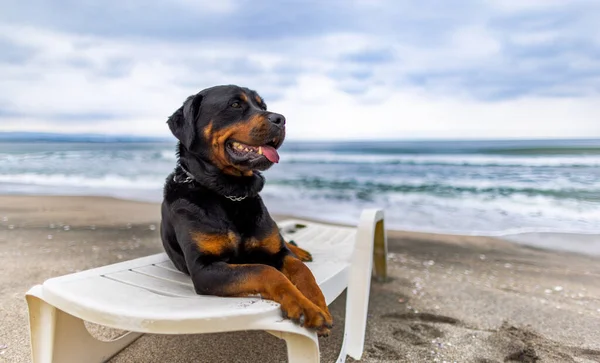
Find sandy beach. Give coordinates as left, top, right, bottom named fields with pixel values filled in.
left=1, top=195, right=599, bottom=363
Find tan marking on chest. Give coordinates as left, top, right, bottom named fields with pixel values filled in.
left=191, top=230, right=239, bottom=255
left=244, top=227, right=282, bottom=254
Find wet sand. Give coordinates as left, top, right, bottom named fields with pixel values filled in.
left=1, top=195, right=599, bottom=362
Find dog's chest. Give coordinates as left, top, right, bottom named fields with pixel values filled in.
left=228, top=226, right=281, bottom=264
left=239, top=235, right=262, bottom=252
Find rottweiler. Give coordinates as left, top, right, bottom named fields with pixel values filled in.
left=160, top=85, right=333, bottom=336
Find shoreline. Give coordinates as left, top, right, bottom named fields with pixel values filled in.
left=1, top=194, right=599, bottom=362
left=1, top=193, right=598, bottom=257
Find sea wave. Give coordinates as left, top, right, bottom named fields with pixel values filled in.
left=0, top=173, right=162, bottom=189
left=2, top=139, right=599, bottom=239
left=158, top=149, right=177, bottom=161
left=262, top=185, right=600, bottom=235
left=479, top=146, right=600, bottom=155
left=267, top=176, right=600, bottom=201
left=0, top=171, right=598, bottom=235
left=278, top=152, right=600, bottom=167
left=3, top=148, right=600, bottom=168
left=1, top=172, right=598, bottom=202
left=0, top=149, right=177, bottom=163
left=281, top=140, right=600, bottom=156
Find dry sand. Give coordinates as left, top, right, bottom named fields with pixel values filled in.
left=1, top=195, right=599, bottom=363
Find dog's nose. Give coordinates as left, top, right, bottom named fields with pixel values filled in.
left=268, top=113, right=286, bottom=126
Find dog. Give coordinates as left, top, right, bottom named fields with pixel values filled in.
left=160, top=85, right=333, bottom=336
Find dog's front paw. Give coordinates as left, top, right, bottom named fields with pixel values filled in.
left=280, top=295, right=332, bottom=333
left=317, top=326, right=331, bottom=337
left=286, top=242, right=313, bottom=262
left=316, top=305, right=333, bottom=337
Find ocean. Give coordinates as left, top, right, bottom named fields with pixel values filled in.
left=1, top=139, right=599, bottom=253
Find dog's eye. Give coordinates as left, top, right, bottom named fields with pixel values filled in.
left=231, top=102, right=241, bottom=109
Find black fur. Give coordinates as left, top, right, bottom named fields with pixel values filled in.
left=160, top=84, right=288, bottom=293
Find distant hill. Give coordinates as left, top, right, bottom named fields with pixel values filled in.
left=0, top=132, right=172, bottom=143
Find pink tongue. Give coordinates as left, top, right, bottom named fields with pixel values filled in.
left=261, top=145, right=280, bottom=163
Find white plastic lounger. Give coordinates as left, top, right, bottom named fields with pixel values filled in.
left=25, top=209, right=387, bottom=363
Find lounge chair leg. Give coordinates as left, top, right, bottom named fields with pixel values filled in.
left=342, top=209, right=385, bottom=361
left=26, top=286, right=142, bottom=363
left=279, top=331, right=320, bottom=363
left=373, top=218, right=388, bottom=282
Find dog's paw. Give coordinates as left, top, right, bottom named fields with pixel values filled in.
left=280, top=295, right=331, bottom=332
left=319, top=306, right=333, bottom=337
left=286, top=242, right=313, bottom=262
left=317, top=326, right=331, bottom=337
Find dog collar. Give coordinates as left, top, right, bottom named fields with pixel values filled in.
left=174, top=166, right=248, bottom=202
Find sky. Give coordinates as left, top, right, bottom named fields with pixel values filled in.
left=0, top=0, right=599, bottom=140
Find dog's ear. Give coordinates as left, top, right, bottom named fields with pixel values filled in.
left=167, top=94, right=203, bottom=150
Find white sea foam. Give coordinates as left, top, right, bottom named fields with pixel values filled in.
left=3, top=149, right=598, bottom=167
left=159, top=150, right=177, bottom=161
left=0, top=173, right=162, bottom=189
left=261, top=184, right=600, bottom=235
left=269, top=174, right=600, bottom=193
left=278, top=151, right=600, bottom=167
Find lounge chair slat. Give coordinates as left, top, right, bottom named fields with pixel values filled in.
left=103, top=270, right=197, bottom=297
left=131, top=265, right=194, bottom=287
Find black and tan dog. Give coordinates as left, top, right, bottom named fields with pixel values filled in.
left=160, top=85, right=333, bottom=336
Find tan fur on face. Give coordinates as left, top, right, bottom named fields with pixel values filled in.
left=204, top=115, right=270, bottom=176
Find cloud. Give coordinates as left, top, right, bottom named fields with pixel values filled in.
left=341, top=48, right=396, bottom=64
left=271, top=75, right=600, bottom=140
left=0, top=39, right=37, bottom=64
left=0, top=0, right=599, bottom=139
left=0, top=0, right=344, bottom=41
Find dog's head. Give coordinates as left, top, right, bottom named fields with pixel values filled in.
left=168, top=85, right=285, bottom=176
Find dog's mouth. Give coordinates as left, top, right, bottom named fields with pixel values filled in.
left=226, top=139, right=280, bottom=164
